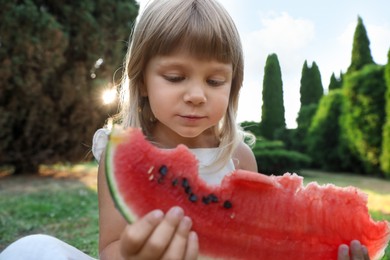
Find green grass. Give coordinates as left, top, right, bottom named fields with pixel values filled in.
left=0, top=166, right=389, bottom=259
left=0, top=165, right=99, bottom=257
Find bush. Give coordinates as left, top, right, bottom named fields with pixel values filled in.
left=252, top=139, right=311, bottom=175
left=307, top=90, right=347, bottom=171
left=341, top=64, right=386, bottom=175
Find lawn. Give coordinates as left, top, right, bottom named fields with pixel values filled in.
left=0, top=165, right=389, bottom=259
left=0, top=163, right=100, bottom=258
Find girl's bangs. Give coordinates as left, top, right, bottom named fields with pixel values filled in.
left=150, top=6, right=236, bottom=64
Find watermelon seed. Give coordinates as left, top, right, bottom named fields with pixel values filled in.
left=189, top=193, right=198, bottom=202
left=157, top=176, right=164, bottom=184
left=185, top=186, right=192, bottom=194
left=147, top=166, right=154, bottom=174
left=148, top=174, right=154, bottom=181
left=182, top=178, right=189, bottom=188
left=202, top=196, right=211, bottom=205
left=172, top=178, right=178, bottom=186
left=209, top=194, right=219, bottom=203
left=230, top=213, right=235, bottom=219
left=223, top=200, right=233, bottom=209
left=159, top=165, right=168, bottom=176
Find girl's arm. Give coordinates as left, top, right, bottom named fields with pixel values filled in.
left=233, top=141, right=258, bottom=172
left=97, top=152, right=199, bottom=260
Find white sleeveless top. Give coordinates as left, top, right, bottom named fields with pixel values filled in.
left=92, top=128, right=235, bottom=185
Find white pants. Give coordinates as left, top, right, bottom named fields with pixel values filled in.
left=0, top=234, right=96, bottom=260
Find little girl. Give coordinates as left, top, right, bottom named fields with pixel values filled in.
left=95, top=0, right=257, bottom=258
left=0, top=0, right=369, bottom=259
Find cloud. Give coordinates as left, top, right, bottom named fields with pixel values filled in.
left=238, top=12, right=315, bottom=127
left=243, top=12, right=315, bottom=75
left=253, top=12, right=315, bottom=51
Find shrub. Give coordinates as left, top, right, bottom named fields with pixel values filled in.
left=252, top=139, right=311, bottom=175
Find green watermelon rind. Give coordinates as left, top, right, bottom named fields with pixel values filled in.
left=105, top=129, right=135, bottom=224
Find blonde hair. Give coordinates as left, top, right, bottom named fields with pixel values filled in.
left=115, top=0, right=248, bottom=165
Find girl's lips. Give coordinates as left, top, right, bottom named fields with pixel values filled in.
left=179, top=115, right=207, bottom=121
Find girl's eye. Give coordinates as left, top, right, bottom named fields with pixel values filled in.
left=164, top=75, right=184, bottom=83
left=207, top=79, right=225, bottom=87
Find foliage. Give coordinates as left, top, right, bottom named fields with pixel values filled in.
left=240, top=121, right=262, bottom=138
left=347, top=16, right=374, bottom=74
left=260, top=53, right=285, bottom=140
left=252, top=139, right=311, bottom=175
left=341, top=64, right=387, bottom=175
left=295, top=61, right=324, bottom=153
left=293, top=104, right=318, bottom=153
left=307, top=90, right=348, bottom=171
left=328, top=72, right=343, bottom=91
left=299, top=61, right=324, bottom=107
left=381, top=49, right=390, bottom=177
left=0, top=0, right=139, bottom=174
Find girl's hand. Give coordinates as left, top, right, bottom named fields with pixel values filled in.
left=338, top=240, right=370, bottom=260
left=119, top=206, right=199, bottom=260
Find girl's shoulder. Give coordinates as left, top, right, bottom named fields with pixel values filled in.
left=232, top=141, right=257, bottom=172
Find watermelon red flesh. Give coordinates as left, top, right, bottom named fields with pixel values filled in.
left=105, top=127, right=390, bottom=260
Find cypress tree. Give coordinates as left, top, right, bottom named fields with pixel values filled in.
left=380, top=49, right=390, bottom=177
left=297, top=60, right=324, bottom=129
left=260, top=53, right=286, bottom=140
left=0, top=0, right=139, bottom=174
left=347, top=16, right=374, bottom=73
left=294, top=60, right=324, bottom=153
left=328, top=72, right=343, bottom=91
left=299, top=61, right=324, bottom=106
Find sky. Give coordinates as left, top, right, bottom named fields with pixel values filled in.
left=136, top=0, right=390, bottom=128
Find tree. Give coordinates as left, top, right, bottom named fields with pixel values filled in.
left=328, top=72, right=343, bottom=91
left=299, top=60, right=324, bottom=106
left=260, top=53, right=285, bottom=140
left=341, top=64, right=386, bottom=175
left=0, top=0, right=139, bottom=174
left=347, top=16, right=374, bottom=74
left=294, top=60, right=324, bottom=152
left=380, top=49, right=390, bottom=177
left=307, top=90, right=347, bottom=171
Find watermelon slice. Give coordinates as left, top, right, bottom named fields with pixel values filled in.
left=105, top=126, right=390, bottom=260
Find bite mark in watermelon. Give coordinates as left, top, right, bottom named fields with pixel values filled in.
left=105, top=126, right=390, bottom=260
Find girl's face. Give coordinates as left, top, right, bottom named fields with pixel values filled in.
left=143, top=49, right=232, bottom=148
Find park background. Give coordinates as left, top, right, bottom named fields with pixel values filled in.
left=0, top=0, right=389, bottom=258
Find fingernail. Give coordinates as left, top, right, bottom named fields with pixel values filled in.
left=181, top=216, right=193, bottom=230
left=189, top=231, right=198, bottom=242
left=152, top=209, right=164, bottom=220
left=351, top=240, right=361, bottom=250
left=338, top=244, right=349, bottom=256
left=167, top=206, right=184, bottom=219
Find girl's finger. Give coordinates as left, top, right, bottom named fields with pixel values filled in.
left=184, top=231, right=199, bottom=260
left=362, top=245, right=370, bottom=260
left=350, top=240, right=365, bottom=260
left=161, top=216, right=193, bottom=260
left=120, top=209, right=164, bottom=257
left=337, top=244, right=350, bottom=260
left=136, top=206, right=184, bottom=259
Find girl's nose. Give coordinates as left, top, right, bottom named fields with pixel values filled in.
left=183, top=85, right=207, bottom=105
